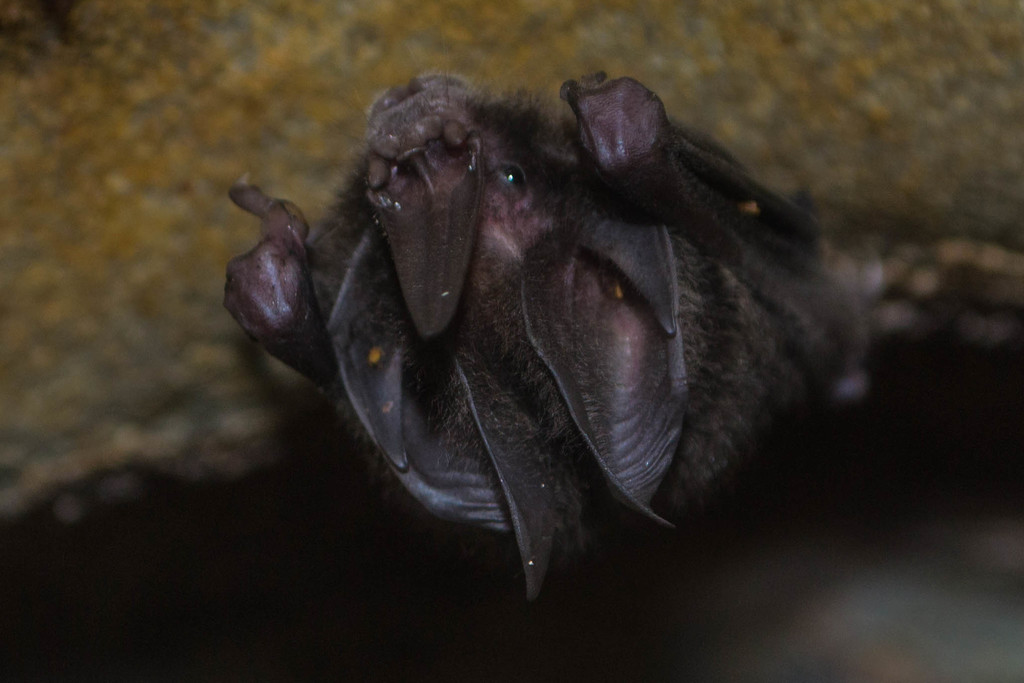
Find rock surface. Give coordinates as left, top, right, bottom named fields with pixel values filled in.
left=2, top=1, right=1023, bottom=678
left=1, top=0, right=1021, bottom=511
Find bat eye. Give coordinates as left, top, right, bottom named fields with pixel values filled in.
left=500, top=164, right=526, bottom=187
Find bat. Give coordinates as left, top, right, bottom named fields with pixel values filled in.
left=224, top=73, right=868, bottom=599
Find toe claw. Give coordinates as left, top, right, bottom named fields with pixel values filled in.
left=368, top=156, right=390, bottom=189
left=413, top=115, right=443, bottom=143
left=443, top=120, right=467, bottom=147
left=371, top=133, right=401, bottom=160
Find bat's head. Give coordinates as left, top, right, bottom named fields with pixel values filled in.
left=364, top=74, right=576, bottom=339
left=229, top=73, right=861, bottom=599
left=330, top=75, right=687, bottom=599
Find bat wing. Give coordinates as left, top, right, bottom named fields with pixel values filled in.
left=522, top=223, right=686, bottom=522
left=666, top=121, right=820, bottom=244
left=327, top=231, right=508, bottom=530
left=561, top=74, right=819, bottom=256
left=457, top=361, right=558, bottom=601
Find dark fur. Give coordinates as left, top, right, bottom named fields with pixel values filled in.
left=225, top=74, right=867, bottom=598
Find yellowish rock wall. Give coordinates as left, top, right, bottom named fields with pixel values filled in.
left=1, top=0, right=1021, bottom=514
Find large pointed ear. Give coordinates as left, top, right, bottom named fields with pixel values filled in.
left=456, top=361, right=558, bottom=601
left=326, top=231, right=508, bottom=531
left=522, top=226, right=686, bottom=522
left=561, top=74, right=819, bottom=252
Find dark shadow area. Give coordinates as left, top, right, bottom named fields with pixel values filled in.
left=1, top=333, right=1022, bottom=681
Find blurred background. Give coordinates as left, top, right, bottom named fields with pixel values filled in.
left=1, top=0, right=1022, bottom=680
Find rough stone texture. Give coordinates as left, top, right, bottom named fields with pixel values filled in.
left=2, top=1, right=1023, bottom=678
left=1, top=0, right=1022, bottom=511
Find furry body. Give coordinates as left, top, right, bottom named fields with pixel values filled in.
left=224, top=74, right=866, bottom=598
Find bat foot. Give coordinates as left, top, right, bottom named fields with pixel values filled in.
left=225, top=180, right=338, bottom=388
left=369, top=74, right=469, bottom=119
left=366, top=75, right=473, bottom=169
left=560, top=74, right=668, bottom=178
left=224, top=234, right=310, bottom=341
left=364, top=76, right=480, bottom=222
left=364, top=78, right=484, bottom=339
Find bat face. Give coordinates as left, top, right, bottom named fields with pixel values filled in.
left=225, top=73, right=867, bottom=599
